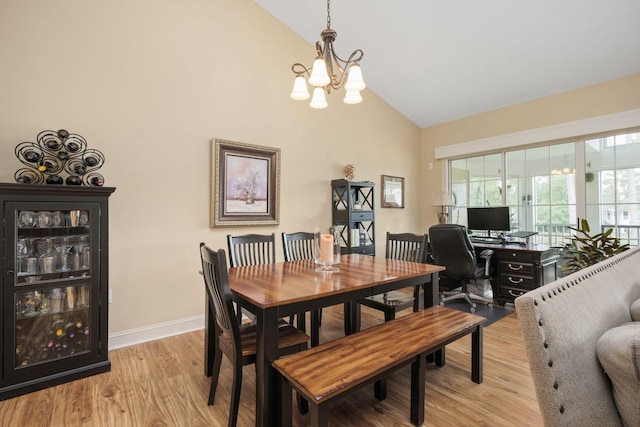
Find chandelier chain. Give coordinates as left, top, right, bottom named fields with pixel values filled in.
left=326, top=0, right=331, bottom=29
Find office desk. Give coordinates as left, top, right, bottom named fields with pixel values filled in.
left=204, top=254, right=444, bottom=427
left=471, top=241, right=559, bottom=304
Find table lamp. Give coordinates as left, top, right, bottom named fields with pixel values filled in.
left=432, top=191, right=454, bottom=224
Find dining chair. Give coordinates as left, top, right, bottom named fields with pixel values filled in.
left=282, top=231, right=316, bottom=262
left=357, top=232, right=428, bottom=322
left=226, top=233, right=277, bottom=322
left=199, top=243, right=310, bottom=426
left=281, top=231, right=325, bottom=346
left=226, top=233, right=276, bottom=268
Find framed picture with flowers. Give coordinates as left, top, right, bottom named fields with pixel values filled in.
left=211, top=139, right=280, bottom=227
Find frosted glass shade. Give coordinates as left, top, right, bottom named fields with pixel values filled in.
left=309, top=57, right=330, bottom=87
left=343, top=89, right=362, bottom=104
left=345, top=64, right=366, bottom=91
left=309, top=88, right=328, bottom=109
left=290, top=75, right=310, bottom=100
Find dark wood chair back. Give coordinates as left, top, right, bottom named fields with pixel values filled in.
left=282, top=231, right=316, bottom=261
left=199, top=243, right=310, bottom=420
left=227, top=233, right=276, bottom=267
left=385, top=232, right=427, bottom=262
left=199, top=243, right=242, bottom=363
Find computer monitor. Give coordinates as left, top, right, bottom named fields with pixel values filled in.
left=467, top=207, right=510, bottom=236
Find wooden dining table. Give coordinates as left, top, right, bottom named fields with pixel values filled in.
left=204, top=253, right=444, bottom=427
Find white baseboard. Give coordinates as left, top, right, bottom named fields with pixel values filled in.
left=108, top=315, right=205, bottom=350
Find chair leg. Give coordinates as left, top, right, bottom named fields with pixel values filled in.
left=412, top=285, right=421, bottom=312
left=228, top=360, right=243, bottom=427
left=208, top=347, right=223, bottom=405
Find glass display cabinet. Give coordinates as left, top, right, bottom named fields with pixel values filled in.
left=0, top=183, right=115, bottom=400
left=331, top=179, right=375, bottom=255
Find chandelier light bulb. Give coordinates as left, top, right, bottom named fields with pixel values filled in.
left=309, top=57, right=331, bottom=87
left=343, top=89, right=363, bottom=105
left=309, top=87, right=328, bottom=109
left=345, top=64, right=366, bottom=91
left=290, top=75, right=310, bottom=100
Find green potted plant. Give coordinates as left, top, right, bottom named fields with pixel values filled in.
left=562, top=218, right=630, bottom=275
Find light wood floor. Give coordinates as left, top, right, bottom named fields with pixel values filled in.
left=0, top=304, right=542, bottom=426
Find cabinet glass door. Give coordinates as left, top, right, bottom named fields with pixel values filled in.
left=15, top=209, right=92, bottom=286
left=5, top=203, right=99, bottom=377
left=15, top=284, right=91, bottom=367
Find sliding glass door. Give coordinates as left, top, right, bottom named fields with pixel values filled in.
left=585, top=131, right=640, bottom=246
left=446, top=129, right=640, bottom=246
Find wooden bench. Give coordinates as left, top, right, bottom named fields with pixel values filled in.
left=272, top=305, right=487, bottom=426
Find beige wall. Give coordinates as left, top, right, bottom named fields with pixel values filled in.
left=2, top=0, right=638, bottom=343
left=420, top=73, right=640, bottom=229
left=0, top=0, right=421, bottom=338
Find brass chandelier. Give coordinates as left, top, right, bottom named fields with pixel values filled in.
left=290, top=0, right=366, bottom=109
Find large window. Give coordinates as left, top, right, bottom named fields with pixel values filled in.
left=585, top=131, right=640, bottom=246
left=447, top=129, right=640, bottom=246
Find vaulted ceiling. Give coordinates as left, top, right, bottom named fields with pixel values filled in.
left=255, top=0, right=640, bottom=128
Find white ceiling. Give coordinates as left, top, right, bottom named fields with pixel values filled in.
left=255, top=0, right=640, bottom=128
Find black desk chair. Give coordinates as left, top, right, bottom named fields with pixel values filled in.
left=199, top=244, right=309, bottom=425
left=281, top=232, right=324, bottom=346
left=358, top=232, right=428, bottom=321
left=428, top=224, right=494, bottom=313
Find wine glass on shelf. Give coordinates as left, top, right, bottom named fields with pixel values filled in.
left=18, top=211, right=36, bottom=228
left=16, top=238, right=31, bottom=275
left=55, top=236, right=73, bottom=271
left=314, top=226, right=341, bottom=273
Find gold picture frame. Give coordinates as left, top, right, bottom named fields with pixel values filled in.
left=211, top=139, right=280, bottom=227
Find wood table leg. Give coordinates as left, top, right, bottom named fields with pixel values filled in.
left=255, top=308, right=280, bottom=426
left=471, top=325, right=483, bottom=384
left=310, top=310, right=320, bottom=347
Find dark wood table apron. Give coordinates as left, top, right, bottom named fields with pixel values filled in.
left=203, top=254, right=444, bottom=427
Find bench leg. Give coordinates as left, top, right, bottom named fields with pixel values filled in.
left=280, top=376, right=293, bottom=427
left=426, top=346, right=446, bottom=367
left=471, top=325, right=483, bottom=384
left=435, top=346, right=446, bottom=367
left=410, top=353, right=426, bottom=425
left=310, top=403, right=329, bottom=427
left=374, top=378, right=387, bottom=401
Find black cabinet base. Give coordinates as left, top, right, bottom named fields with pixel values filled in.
left=0, top=360, right=111, bottom=401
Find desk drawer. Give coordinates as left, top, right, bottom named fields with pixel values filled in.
left=496, top=250, right=535, bottom=261
left=499, top=260, right=534, bottom=275
left=499, top=273, right=535, bottom=290
left=499, top=285, right=531, bottom=300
